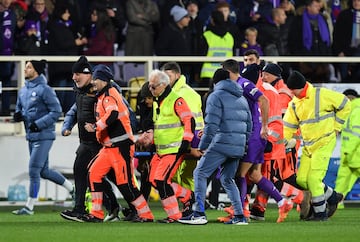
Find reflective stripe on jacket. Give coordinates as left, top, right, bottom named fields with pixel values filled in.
left=200, top=31, right=234, bottom=78
left=283, top=83, right=351, bottom=154
left=341, top=98, right=360, bottom=167
left=153, top=91, right=184, bottom=155
left=172, top=75, right=204, bottom=130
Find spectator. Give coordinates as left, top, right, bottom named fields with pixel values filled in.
left=333, top=0, right=360, bottom=82
left=15, top=0, right=50, bottom=55
left=257, top=7, right=288, bottom=56
left=239, top=27, right=263, bottom=57
left=288, top=0, right=332, bottom=83
left=47, top=1, right=87, bottom=114
left=199, top=11, right=234, bottom=88
left=155, top=5, right=194, bottom=83
left=12, top=60, right=74, bottom=215
left=125, top=0, right=160, bottom=56
left=84, top=6, right=115, bottom=68
left=0, top=0, right=17, bottom=116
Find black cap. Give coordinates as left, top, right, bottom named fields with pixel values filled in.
left=262, top=63, right=282, bottom=77
left=92, top=64, right=113, bottom=82
left=29, top=59, right=46, bottom=75
left=241, top=63, right=260, bottom=84
left=72, top=56, right=92, bottom=74
left=286, top=71, right=306, bottom=90
left=343, top=89, right=359, bottom=98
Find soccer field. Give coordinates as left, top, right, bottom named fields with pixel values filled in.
left=0, top=202, right=359, bottom=242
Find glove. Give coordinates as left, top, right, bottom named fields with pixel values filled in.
left=178, top=140, right=191, bottom=155
left=29, top=122, right=40, bottom=132
left=264, top=140, right=273, bottom=153
left=285, top=138, right=296, bottom=149
left=13, top=111, right=23, bottom=122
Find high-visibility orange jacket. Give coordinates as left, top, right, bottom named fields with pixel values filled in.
left=257, top=79, right=286, bottom=160
left=95, top=85, right=135, bottom=147
left=271, top=79, right=293, bottom=115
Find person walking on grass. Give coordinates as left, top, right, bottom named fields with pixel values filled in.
left=178, top=68, right=252, bottom=225
left=12, top=60, right=74, bottom=215
left=283, top=71, right=351, bottom=221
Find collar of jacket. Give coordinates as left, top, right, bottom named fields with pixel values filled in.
left=96, top=83, right=112, bottom=97
left=156, top=85, right=172, bottom=104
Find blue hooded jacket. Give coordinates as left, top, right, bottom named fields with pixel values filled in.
left=199, top=79, right=252, bottom=158
left=16, top=74, right=62, bottom=141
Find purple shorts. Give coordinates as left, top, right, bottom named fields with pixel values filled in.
left=191, top=130, right=201, bottom=148
left=242, top=134, right=266, bottom=164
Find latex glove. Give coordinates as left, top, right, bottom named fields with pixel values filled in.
left=29, top=122, right=40, bottom=132
left=285, top=138, right=296, bottom=149
left=178, top=140, right=190, bottom=155
left=13, top=111, right=23, bottom=122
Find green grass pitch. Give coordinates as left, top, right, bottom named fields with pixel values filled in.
left=0, top=201, right=359, bottom=242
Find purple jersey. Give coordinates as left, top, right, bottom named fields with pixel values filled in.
left=237, top=77, right=266, bottom=163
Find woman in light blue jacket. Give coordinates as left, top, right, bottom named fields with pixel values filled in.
left=12, top=60, right=74, bottom=215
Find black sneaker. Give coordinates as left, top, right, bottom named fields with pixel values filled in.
left=327, top=192, right=343, bottom=218
left=182, top=195, right=194, bottom=217
left=157, top=217, right=178, bottom=223
left=250, top=207, right=265, bottom=221
left=80, top=214, right=103, bottom=223
left=122, top=209, right=138, bottom=221
left=132, top=215, right=154, bottom=223
left=60, top=209, right=84, bottom=222
left=104, top=207, right=120, bottom=222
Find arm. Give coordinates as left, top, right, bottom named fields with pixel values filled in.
left=62, top=103, right=77, bottom=136
left=258, top=94, right=269, bottom=139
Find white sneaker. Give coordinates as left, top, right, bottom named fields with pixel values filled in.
left=12, top=207, right=34, bottom=215
left=178, top=212, right=208, bottom=225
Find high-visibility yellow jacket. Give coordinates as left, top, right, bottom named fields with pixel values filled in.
left=341, top=98, right=360, bottom=167
left=172, top=75, right=204, bottom=131
left=200, top=31, right=233, bottom=79
left=283, top=83, right=351, bottom=155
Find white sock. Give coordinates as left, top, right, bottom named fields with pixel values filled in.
left=25, top=197, right=37, bottom=210
left=62, top=179, right=74, bottom=192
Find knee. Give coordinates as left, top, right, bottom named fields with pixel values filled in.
left=29, top=167, right=41, bottom=180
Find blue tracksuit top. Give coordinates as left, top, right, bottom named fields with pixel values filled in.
left=199, top=79, right=252, bottom=158
left=15, top=74, right=62, bottom=141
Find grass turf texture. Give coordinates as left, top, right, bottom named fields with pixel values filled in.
left=0, top=201, right=359, bottom=242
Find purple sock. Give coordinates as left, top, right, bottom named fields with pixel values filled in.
left=235, top=177, right=247, bottom=206
left=257, top=177, right=282, bottom=202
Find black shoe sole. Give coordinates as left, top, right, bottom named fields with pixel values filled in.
left=60, top=212, right=84, bottom=222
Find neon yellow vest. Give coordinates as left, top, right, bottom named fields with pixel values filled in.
left=173, top=75, right=204, bottom=130
left=200, top=31, right=234, bottom=78
left=153, top=91, right=184, bottom=155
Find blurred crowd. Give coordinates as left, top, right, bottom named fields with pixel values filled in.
left=0, top=0, right=359, bottom=116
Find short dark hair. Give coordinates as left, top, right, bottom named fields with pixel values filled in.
left=160, top=62, right=181, bottom=74
left=244, top=49, right=260, bottom=59
left=222, top=59, right=240, bottom=74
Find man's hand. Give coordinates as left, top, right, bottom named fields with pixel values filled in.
left=178, top=140, right=191, bottom=155
left=29, top=122, right=40, bottom=132
left=62, top=130, right=72, bottom=136
left=84, top=122, right=96, bottom=132
left=137, top=129, right=153, bottom=148
left=13, top=111, right=23, bottom=122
